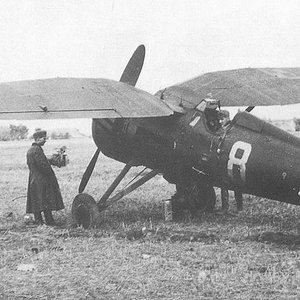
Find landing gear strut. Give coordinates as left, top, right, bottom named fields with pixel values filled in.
left=71, top=161, right=158, bottom=229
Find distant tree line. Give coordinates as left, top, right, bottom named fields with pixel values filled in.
left=35, top=127, right=71, bottom=140
left=0, top=124, right=29, bottom=141
left=50, top=131, right=70, bottom=139
left=0, top=124, right=73, bottom=141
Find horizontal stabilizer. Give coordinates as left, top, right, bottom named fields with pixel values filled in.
left=0, top=78, right=173, bottom=120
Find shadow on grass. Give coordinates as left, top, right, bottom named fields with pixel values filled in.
left=3, top=195, right=300, bottom=250
left=252, top=231, right=300, bottom=250
left=79, top=195, right=300, bottom=247
left=65, top=193, right=299, bottom=234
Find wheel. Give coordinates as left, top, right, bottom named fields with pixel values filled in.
left=71, top=193, right=100, bottom=229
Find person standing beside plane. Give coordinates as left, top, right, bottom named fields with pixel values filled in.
left=221, top=188, right=243, bottom=212
left=26, top=130, right=65, bottom=225
left=234, top=190, right=243, bottom=211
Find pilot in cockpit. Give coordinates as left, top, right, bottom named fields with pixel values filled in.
left=218, top=110, right=231, bottom=128
left=197, top=98, right=230, bottom=132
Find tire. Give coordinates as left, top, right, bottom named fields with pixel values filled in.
left=71, top=193, right=100, bottom=229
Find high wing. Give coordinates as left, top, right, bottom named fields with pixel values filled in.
left=0, top=77, right=173, bottom=120
left=159, top=68, right=300, bottom=107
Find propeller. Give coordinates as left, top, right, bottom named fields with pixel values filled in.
left=119, top=44, right=145, bottom=86
left=78, top=45, right=145, bottom=193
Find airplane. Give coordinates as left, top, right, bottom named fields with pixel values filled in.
left=0, top=45, right=300, bottom=228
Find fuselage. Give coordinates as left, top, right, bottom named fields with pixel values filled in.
left=92, top=103, right=300, bottom=206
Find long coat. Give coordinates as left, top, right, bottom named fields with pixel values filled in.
left=26, top=143, right=64, bottom=213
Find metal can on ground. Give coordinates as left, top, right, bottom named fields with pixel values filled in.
left=164, top=199, right=173, bottom=221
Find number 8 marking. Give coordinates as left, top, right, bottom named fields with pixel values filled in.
left=228, top=141, right=252, bottom=183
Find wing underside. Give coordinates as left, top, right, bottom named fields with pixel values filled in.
left=164, top=68, right=300, bottom=107
left=2, top=68, right=299, bottom=121
left=0, top=78, right=173, bottom=120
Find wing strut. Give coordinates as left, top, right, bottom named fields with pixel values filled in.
left=78, top=148, right=101, bottom=193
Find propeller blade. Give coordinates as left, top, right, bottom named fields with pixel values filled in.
left=119, top=45, right=145, bottom=86
left=78, top=148, right=101, bottom=193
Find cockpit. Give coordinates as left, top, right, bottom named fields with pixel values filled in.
left=196, top=98, right=230, bottom=133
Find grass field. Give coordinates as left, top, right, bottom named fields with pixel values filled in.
left=1, top=137, right=300, bottom=299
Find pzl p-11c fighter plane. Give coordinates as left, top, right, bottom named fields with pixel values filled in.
left=1, top=45, right=300, bottom=228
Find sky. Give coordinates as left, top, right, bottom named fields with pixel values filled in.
left=0, top=0, right=299, bottom=134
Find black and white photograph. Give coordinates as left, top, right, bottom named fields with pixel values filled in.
left=0, top=0, right=300, bottom=298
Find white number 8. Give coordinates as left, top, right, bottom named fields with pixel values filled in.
left=228, top=141, right=252, bottom=183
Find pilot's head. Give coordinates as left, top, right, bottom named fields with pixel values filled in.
left=219, top=110, right=230, bottom=126
left=33, top=130, right=47, bottom=146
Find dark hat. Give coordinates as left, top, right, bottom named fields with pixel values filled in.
left=33, top=130, right=47, bottom=140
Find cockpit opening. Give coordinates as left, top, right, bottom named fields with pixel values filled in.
left=196, top=98, right=230, bottom=132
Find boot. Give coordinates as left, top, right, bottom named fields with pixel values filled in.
left=234, top=191, right=243, bottom=211
left=33, top=212, right=44, bottom=225
left=44, top=210, right=55, bottom=226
